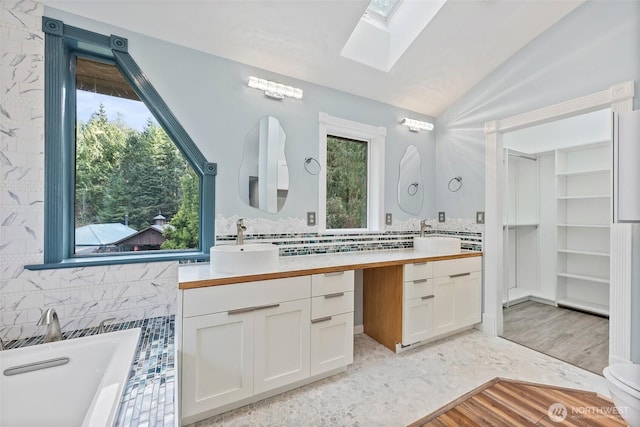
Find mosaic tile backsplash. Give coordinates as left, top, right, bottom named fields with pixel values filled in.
left=215, top=216, right=483, bottom=255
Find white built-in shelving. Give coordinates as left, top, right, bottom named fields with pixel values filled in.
left=555, top=141, right=611, bottom=316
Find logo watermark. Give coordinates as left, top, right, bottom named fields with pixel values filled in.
left=548, top=403, right=567, bottom=422
left=547, top=402, right=628, bottom=423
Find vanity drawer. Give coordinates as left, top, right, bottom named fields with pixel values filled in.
left=311, top=291, right=354, bottom=319
left=182, top=276, right=311, bottom=318
left=403, top=278, right=434, bottom=300
left=311, top=270, right=354, bottom=297
left=434, top=257, right=482, bottom=278
left=403, top=261, right=433, bottom=282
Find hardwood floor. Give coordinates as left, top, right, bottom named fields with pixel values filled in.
left=502, top=301, right=608, bottom=375
left=408, top=378, right=626, bottom=427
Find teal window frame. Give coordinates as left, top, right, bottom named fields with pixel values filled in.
left=27, top=17, right=216, bottom=270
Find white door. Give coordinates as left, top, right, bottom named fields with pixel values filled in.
left=402, top=296, right=434, bottom=345
left=433, top=276, right=456, bottom=336
left=455, top=272, right=482, bottom=327
left=181, top=311, right=254, bottom=418
left=310, top=312, right=354, bottom=376
left=253, top=299, right=311, bottom=394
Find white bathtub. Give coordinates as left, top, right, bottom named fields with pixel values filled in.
left=0, top=328, right=140, bottom=427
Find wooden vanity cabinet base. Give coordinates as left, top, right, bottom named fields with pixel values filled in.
left=363, top=265, right=403, bottom=352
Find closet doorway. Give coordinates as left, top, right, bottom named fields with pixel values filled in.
left=500, top=109, right=611, bottom=375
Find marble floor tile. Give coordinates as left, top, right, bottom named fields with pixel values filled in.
left=189, top=329, right=609, bottom=427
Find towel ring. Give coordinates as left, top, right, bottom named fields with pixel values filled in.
left=304, top=157, right=321, bottom=175
left=407, top=182, right=419, bottom=196
left=448, top=176, right=462, bottom=192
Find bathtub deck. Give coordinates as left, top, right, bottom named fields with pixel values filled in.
left=4, top=315, right=176, bottom=427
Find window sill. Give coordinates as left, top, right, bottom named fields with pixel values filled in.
left=25, top=251, right=209, bottom=270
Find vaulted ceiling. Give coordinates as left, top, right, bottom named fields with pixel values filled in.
left=44, top=0, right=584, bottom=117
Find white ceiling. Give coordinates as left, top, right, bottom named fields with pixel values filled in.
left=44, top=0, right=584, bottom=117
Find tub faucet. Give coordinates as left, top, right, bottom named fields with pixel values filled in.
left=420, top=220, right=432, bottom=237
left=37, top=308, right=62, bottom=343
left=236, top=218, right=247, bottom=245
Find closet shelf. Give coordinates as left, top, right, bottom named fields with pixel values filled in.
left=557, top=249, right=609, bottom=257
left=556, top=168, right=610, bottom=177
left=557, top=272, right=609, bottom=284
left=557, top=299, right=609, bottom=317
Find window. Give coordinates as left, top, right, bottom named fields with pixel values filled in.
left=75, top=58, right=199, bottom=255
left=326, top=135, right=368, bottom=229
left=318, top=113, right=385, bottom=233
left=33, top=18, right=216, bottom=268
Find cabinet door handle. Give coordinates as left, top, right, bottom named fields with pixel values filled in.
left=413, top=262, right=427, bottom=266
left=449, top=272, right=471, bottom=278
left=413, top=279, right=428, bottom=284
left=254, top=303, right=280, bottom=311
left=227, top=307, right=255, bottom=315
left=324, top=271, right=344, bottom=277
left=311, top=316, right=332, bottom=324
left=421, top=295, right=435, bottom=300
left=324, top=292, right=344, bottom=299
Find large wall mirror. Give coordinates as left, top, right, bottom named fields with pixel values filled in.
left=397, top=145, right=423, bottom=215
left=239, top=116, right=289, bottom=213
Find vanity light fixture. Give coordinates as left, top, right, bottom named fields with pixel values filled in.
left=248, top=76, right=303, bottom=100
left=400, top=118, right=434, bottom=132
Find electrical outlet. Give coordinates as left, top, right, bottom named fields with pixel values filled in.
left=307, top=212, right=316, bottom=226
left=476, top=211, right=485, bottom=224
left=438, top=212, right=446, bottom=223
left=385, top=213, right=393, bottom=225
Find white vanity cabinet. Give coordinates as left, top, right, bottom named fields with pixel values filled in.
left=253, top=298, right=311, bottom=394
left=363, top=254, right=482, bottom=353
left=310, top=271, right=355, bottom=376
left=433, top=257, right=482, bottom=336
left=179, top=272, right=355, bottom=425
left=402, top=261, right=435, bottom=345
left=180, top=276, right=312, bottom=423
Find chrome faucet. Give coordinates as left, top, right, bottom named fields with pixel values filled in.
left=236, top=218, right=247, bottom=245
left=98, top=317, right=117, bottom=334
left=37, top=308, right=62, bottom=343
left=420, top=220, right=432, bottom=237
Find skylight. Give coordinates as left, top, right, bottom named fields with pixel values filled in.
left=341, top=0, right=447, bottom=72
left=366, top=0, right=403, bottom=23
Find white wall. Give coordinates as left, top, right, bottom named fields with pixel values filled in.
left=435, top=0, right=640, bottom=362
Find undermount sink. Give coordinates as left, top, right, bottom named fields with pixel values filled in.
left=210, top=243, right=279, bottom=274
left=414, top=236, right=461, bottom=254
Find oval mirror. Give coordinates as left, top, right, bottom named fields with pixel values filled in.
left=239, top=116, right=289, bottom=213
left=397, top=145, right=423, bottom=215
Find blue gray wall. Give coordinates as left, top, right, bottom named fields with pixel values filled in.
left=45, top=7, right=438, bottom=224
left=435, top=0, right=640, bottom=362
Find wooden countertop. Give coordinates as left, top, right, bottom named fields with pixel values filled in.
left=179, top=249, right=482, bottom=289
